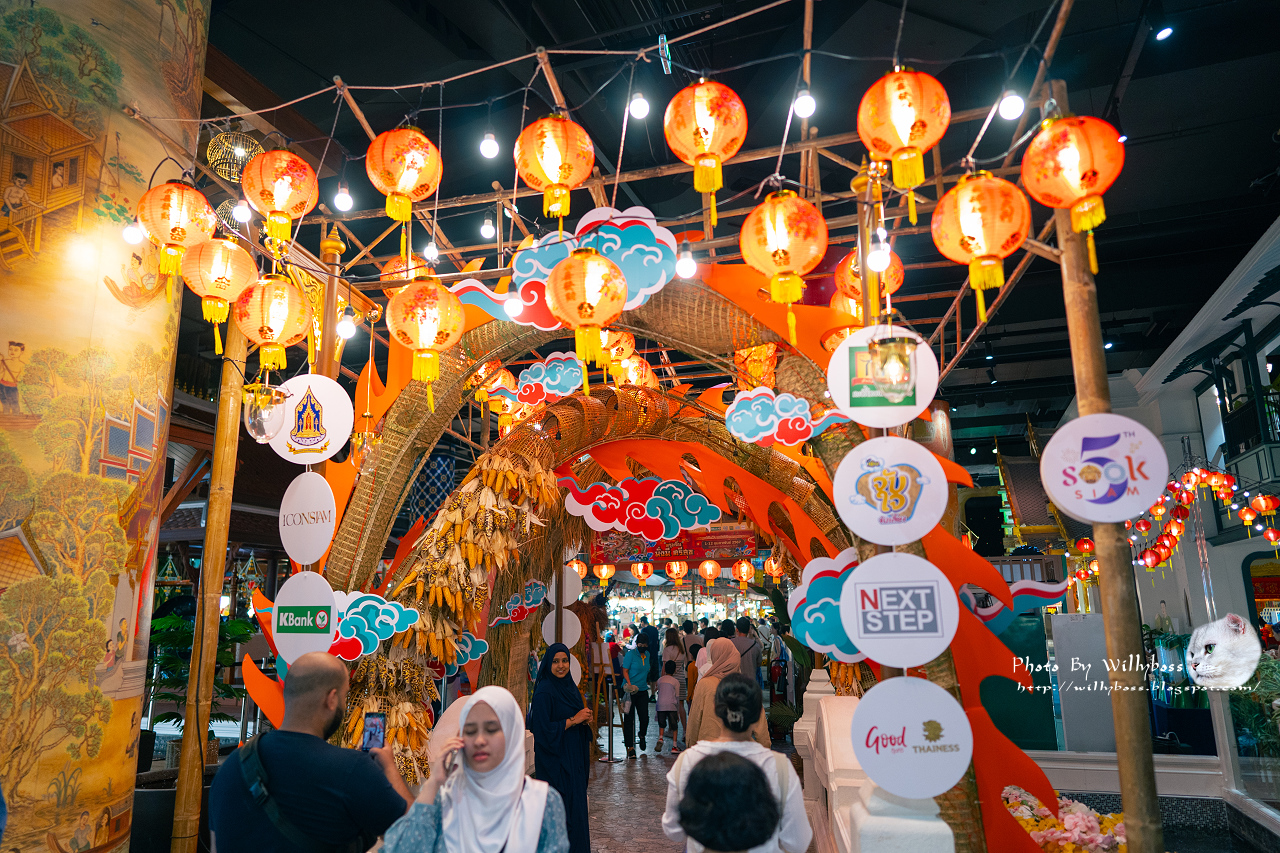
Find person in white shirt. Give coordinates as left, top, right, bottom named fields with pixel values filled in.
left=662, top=674, right=811, bottom=853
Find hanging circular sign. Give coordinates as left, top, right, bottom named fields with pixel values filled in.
left=542, top=610, right=583, bottom=649
left=832, top=436, right=947, bottom=545
left=269, top=373, right=355, bottom=464
left=540, top=649, right=583, bottom=685
left=851, top=676, right=974, bottom=800
left=825, top=325, right=938, bottom=428
left=549, top=568, right=584, bottom=607
left=838, top=552, right=959, bottom=668
left=1040, top=413, right=1169, bottom=523
left=272, top=570, right=338, bottom=665
left=278, top=471, right=337, bottom=565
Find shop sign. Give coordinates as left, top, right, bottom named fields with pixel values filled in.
left=272, top=570, right=338, bottom=665
left=269, top=374, right=355, bottom=464
left=839, top=552, right=958, bottom=668
left=832, top=436, right=947, bottom=546
left=278, top=471, right=336, bottom=565
left=1040, top=413, right=1168, bottom=523
left=825, top=325, right=939, bottom=428
left=1252, top=576, right=1280, bottom=599
left=589, top=526, right=756, bottom=565
left=851, top=676, right=973, bottom=800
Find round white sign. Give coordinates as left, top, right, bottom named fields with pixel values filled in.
left=839, top=552, right=959, bottom=668
left=833, top=437, right=947, bottom=545
left=542, top=609, right=583, bottom=648
left=826, top=325, right=939, bottom=428
left=269, top=374, right=355, bottom=464
left=272, top=570, right=338, bottom=665
left=278, top=471, right=337, bottom=565
left=549, top=568, right=584, bottom=607
left=851, top=676, right=974, bottom=800
left=1040, top=413, right=1169, bottom=523
left=540, top=649, right=583, bottom=685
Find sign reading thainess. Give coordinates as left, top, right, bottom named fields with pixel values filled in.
left=559, top=473, right=722, bottom=539
left=1039, top=412, right=1169, bottom=523
left=269, top=374, right=354, bottom=464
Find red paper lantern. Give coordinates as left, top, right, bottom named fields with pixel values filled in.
left=240, top=149, right=319, bottom=243
left=1149, top=503, right=1166, bottom=518
left=1140, top=549, right=1160, bottom=568
left=1239, top=506, right=1258, bottom=535
left=740, top=190, right=828, bottom=343
left=1155, top=544, right=1172, bottom=562
left=1124, top=519, right=1132, bottom=530
left=631, top=562, right=655, bottom=586
left=1075, top=537, right=1095, bottom=553
left=365, top=127, right=443, bottom=221
left=1266, top=528, right=1280, bottom=551
left=1206, top=471, right=1226, bottom=489
left=763, top=554, right=787, bottom=583
left=514, top=114, right=594, bottom=220
left=1171, top=505, right=1190, bottom=521
left=666, top=560, right=689, bottom=587
left=1181, top=470, right=1200, bottom=488
left=732, top=559, right=754, bottom=590
left=931, top=172, right=1031, bottom=322
left=834, top=249, right=904, bottom=300
left=1088, top=559, right=1100, bottom=573
left=180, top=237, right=257, bottom=354
left=663, top=80, right=747, bottom=225
left=567, top=559, right=588, bottom=580
left=1074, top=569, right=1089, bottom=581
left=1166, top=481, right=1180, bottom=493
left=1135, top=519, right=1151, bottom=534
left=1166, top=520, right=1185, bottom=537
left=857, top=69, right=950, bottom=222
left=136, top=181, right=217, bottom=280
left=1176, top=490, right=1195, bottom=506
left=1251, top=494, right=1279, bottom=515
left=698, top=559, right=721, bottom=584
left=592, top=563, right=616, bottom=587
left=1157, top=534, right=1175, bottom=550
left=1223, top=474, right=1236, bottom=489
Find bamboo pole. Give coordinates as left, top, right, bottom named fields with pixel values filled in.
left=170, top=323, right=248, bottom=853
left=1048, top=79, right=1163, bottom=853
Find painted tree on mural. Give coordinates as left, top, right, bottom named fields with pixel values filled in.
left=0, top=432, right=33, bottom=529
left=31, top=472, right=128, bottom=583
left=0, top=570, right=113, bottom=803
left=0, top=7, right=121, bottom=134
left=22, top=347, right=127, bottom=474
left=154, top=0, right=207, bottom=133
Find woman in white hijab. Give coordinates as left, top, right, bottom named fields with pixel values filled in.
left=383, top=686, right=570, bottom=853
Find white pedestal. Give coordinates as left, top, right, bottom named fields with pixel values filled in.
left=794, top=667, right=834, bottom=803
left=815, top=695, right=867, bottom=853
left=847, top=785, right=955, bottom=853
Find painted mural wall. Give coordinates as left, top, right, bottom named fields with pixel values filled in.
left=0, top=1, right=208, bottom=850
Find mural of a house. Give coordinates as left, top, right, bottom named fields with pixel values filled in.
left=0, top=520, right=50, bottom=595
left=100, top=395, right=168, bottom=484
left=0, top=59, right=94, bottom=269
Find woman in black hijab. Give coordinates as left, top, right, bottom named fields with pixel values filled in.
left=527, top=643, right=592, bottom=853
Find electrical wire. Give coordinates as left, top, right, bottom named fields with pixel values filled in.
left=892, top=0, right=910, bottom=68
left=611, top=65, right=635, bottom=209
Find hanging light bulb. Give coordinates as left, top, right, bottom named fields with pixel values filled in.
left=232, top=199, right=251, bottom=223
left=122, top=220, right=143, bottom=244
left=998, top=90, right=1025, bottom=120
left=241, top=384, right=288, bottom=443
left=675, top=240, right=697, bottom=279
left=422, top=241, right=439, bottom=263
left=480, top=216, right=496, bottom=239
left=504, top=295, right=524, bottom=317
left=866, top=227, right=892, bottom=272
left=333, top=180, right=353, bottom=211
left=336, top=309, right=357, bottom=340
left=866, top=326, right=918, bottom=403
left=480, top=131, right=500, bottom=159
left=628, top=91, right=650, bottom=119
left=793, top=88, right=816, bottom=118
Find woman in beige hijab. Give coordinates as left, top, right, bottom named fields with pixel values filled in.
left=685, top=638, right=769, bottom=747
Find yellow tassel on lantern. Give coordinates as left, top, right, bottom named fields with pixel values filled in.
left=307, top=329, right=316, bottom=366
left=769, top=272, right=803, bottom=345
left=575, top=326, right=605, bottom=368
left=413, top=351, right=440, bottom=412
left=694, top=156, right=723, bottom=226
left=544, top=185, right=571, bottom=218
left=891, top=148, right=924, bottom=224
left=474, top=388, right=489, bottom=403
left=386, top=192, right=412, bottom=222
left=969, top=256, right=1004, bottom=323
left=259, top=343, right=287, bottom=371
left=1071, top=195, right=1106, bottom=233
left=202, top=296, right=229, bottom=325
left=265, top=211, right=291, bottom=244
left=498, top=413, right=513, bottom=428
left=160, top=245, right=183, bottom=300
left=709, top=192, right=718, bottom=227
left=1086, top=231, right=1099, bottom=275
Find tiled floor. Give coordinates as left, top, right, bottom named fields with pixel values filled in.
left=588, top=703, right=685, bottom=853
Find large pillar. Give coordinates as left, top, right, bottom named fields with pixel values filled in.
left=0, top=2, right=209, bottom=849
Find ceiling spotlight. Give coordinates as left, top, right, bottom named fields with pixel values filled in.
left=336, top=310, right=357, bottom=340
left=423, top=241, right=439, bottom=263
left=984, top=340, right=994, bottom=361
left=333, top=181, right=353, bottom=212
left=480, top=216, right=496, bottom=239
left=676, top=240, right=697, bottom=279
left=991, top=447, right=998, bottom=454
left=1155, top=26, right=1173, bottom=41
left=1104, top=341, right=1114, bottom=349
left=232, top=199, right=251, bottom=223
left=987, top=368, right=997, bottom=385
left=504, top=295, right=524, bottom=317
left=1117, top=134, right=1128, bottom=144
left=969, top=447, right=977, bottom=456
left=793, top=88, right=816, bottom=118
left=122, top=220, right=143, bottom=244
left=628, top=91, right=650, bottom=119
left=998, top=90, right=1025, bottom=121
left=866, top=227, right=891, bottom=272
left=480, top=132, right=499, bottom=159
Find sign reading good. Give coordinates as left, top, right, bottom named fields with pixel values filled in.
left=833, top=436, right=947, bottom=546
left=278, top=471, right=337, bottom=565
left=825, top=325, right=939, bottom=428
left=1040, top=413, right=1169, bottom=523
left=839, top=552, right=958, bottom=668
left=272, top=570, right=338, bottom=665
left=851, top=676, right=973, bottom=800
left=269, top=374, right=355, bottom=464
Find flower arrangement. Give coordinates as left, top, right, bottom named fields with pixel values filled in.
left=1003, top=785, right=1126, bottom=852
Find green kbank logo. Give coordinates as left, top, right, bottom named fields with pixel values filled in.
left=278, top=606, right=331, bottom=633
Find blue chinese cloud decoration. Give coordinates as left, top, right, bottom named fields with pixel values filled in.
left=787, top=547, right=864, bottom=662
left=646, top=480, right=721, bottom=540
left=338, top=593, right=418, bottom=657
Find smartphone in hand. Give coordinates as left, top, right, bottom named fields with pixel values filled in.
left=361, top=712, right=386, bottom=752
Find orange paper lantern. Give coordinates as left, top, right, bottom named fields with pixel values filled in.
left=136, top=181, right=217, bottom=282
left=601, top=329, right=636, bottom=381
left=385, top=278, right=465, bottom=408
left=1239, top=506, right=1258, bottom=536
left=181, top=237, right=258, bottom=354
left=1088, top=559, right=1100, bottom=573
left=763, top=554, right=787, bottom=583
left=616, top=355, right=659, bottom=389
left=857, top=69, right=950, bottom=222
left=1020, top=116, right=1124, bottom=273
left=834, top=249, right=904, bottom=301
left=544, top=248, right=628, bottom=380
left=698, top=559, right=721, bottom=584
left=1134, top=519, right=1151, bottom=534
left=240, top=149, right=319, bottom=244
left=1266, top=528, right=1280, bottom=550
left=233, top=274, right=313, bottom=371
left=568, top=558, right=589, bottom=580
left=931, top=171, right=1031, bottom=322
left=823, top=292, right=865, bottom=353
left=1251, top=494, right=1279, bottom=515
left=380, top=254, right=430, bottom=298
left=1165, top=519, right=1185, bottom=536
left=365, top=127, right=442, bottom=221
left=663, top=80, right=747, bottom=225
left=732, top=559, right=754, bottom=591
left=740, top=190, right=828, bottom=343
left=1150, top=503, right=1166, bottom=518
left=665, top=560, right=689, bottom=587
left=631, top=562, right=655, bottom=586
left=592, top=563, right=616, bottom=587
left=514, top=114, right=594, bottom=220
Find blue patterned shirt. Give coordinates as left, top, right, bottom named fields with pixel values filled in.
left=382, top=786, right=570, bottom=853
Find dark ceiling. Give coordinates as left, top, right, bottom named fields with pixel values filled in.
left=179, top=0, right=1280, bottom=478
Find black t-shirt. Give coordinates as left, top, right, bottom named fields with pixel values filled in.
left=209, top=730, right=406, bottom=852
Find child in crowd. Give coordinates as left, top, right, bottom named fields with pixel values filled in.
left=656, top=660, right=681, bottom=754
left=686, top=643, right=701, bottom=701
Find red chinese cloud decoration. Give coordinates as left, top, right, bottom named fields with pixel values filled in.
left=556, top=472, right=722, bottom=541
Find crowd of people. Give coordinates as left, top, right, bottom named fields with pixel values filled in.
left=209, top=610, right=807, bottom=853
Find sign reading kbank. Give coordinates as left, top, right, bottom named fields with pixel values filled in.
left=272, top=570, right=338, bottom=664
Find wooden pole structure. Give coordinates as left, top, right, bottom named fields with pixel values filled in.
left=1048, top=78, right=1163, bottom=853
left=170, top=323, right=248, bottom=853
left=318, top=225, right=345, bottom=379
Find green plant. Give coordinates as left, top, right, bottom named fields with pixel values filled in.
left=1230, top=653, right=1280, bottom=758
left=46, top=764, right=81, bottom=809
left=767, top=701, right=801, bottom=733
left=146, top=613, right=254, bottom=729
left=749, top=583, right=790, bottom=631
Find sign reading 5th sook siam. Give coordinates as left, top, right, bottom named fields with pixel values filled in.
left=1039, top=413, right=1169, bottom=524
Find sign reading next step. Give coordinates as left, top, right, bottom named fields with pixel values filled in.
left=838, top=552, right=958, bottom=669
left=272, top=570, right=338, bottom=665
